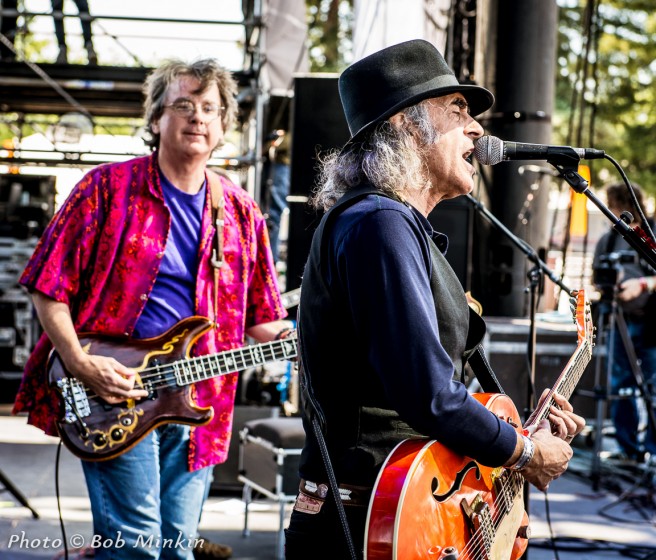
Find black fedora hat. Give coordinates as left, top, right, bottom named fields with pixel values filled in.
left=339, top=39, right=494, bottom=143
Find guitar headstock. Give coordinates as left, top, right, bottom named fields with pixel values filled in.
left=570, top=289, right=593, bottom=356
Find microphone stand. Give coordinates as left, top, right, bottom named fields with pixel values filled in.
left=466, top=193, right=573, bottom=555
left=551, top=159, right=656, bottom=446
left=551, top=160, right=656, bottom=271
left=466, top=193, right=574, bottom=411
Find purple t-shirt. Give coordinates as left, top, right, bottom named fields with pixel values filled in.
left=133, top=173, right=206, bottom=339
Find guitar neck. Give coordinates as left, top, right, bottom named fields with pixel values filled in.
left=173, top=335, right=297, bottom=387
left=523, top=337, right=591, bottom=430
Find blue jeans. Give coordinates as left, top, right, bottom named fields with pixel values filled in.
left=608, top=318, right=656, bottom=457
left=82, top=424, right=211, bottom=559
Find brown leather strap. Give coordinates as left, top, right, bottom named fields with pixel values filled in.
left=208, top=173, right=225, bottom=322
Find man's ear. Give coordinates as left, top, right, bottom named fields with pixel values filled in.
left=389, top=111, right=421, bottom=142
left=389, top=113, right=405, bottom=130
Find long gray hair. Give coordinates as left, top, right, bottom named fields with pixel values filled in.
left=310, top=100, right=439, bottom=212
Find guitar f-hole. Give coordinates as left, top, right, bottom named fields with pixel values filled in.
left=430, top=460, right=481, bottom=503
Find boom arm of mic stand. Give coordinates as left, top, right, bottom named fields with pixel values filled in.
left=465, top=194, right=573, bottom=295
left=553, top=163, right=656, bottom=272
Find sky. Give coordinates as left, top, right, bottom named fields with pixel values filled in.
left=23, top=0, right=246, bottom=69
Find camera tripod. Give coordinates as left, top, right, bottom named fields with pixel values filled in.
left=589, top=290, right=656, bottom=491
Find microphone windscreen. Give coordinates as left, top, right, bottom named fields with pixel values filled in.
left=474, top=135, right=503, bottom=165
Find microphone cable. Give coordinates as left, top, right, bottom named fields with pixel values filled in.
left=55, top=439, right=70, bottom=560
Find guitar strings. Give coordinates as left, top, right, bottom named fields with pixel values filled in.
left=450, top=347, right=591, bottom=559
left=456, top=470, right=525, bottom=559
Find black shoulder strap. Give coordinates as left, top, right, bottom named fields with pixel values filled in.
left=468, top=346, right=505, bottom=393
left=295, top=186, right=382, bottom=560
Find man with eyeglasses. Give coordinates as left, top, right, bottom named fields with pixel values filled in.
left=13, top=59, right=293, bottom=559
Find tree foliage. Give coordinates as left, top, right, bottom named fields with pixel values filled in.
left=555, top=0, right=656, bottom=194
left=306, top=0, right=353, bottom=72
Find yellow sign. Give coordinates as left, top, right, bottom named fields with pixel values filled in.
left=569, top=165, right=590, bottom=236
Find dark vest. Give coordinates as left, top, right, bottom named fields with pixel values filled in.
left=298, top=186, right=486, bottom=484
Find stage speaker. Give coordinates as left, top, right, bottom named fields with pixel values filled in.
left=286, top=75, right=350, bottom=291
left=427, top=197, right=474, bottom=291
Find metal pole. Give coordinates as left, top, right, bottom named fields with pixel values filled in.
left=474, top=0, right=559, bottom=318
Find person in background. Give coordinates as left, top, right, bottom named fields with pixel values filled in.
left=592, top=182, right=656, bottom=463
left=12, top=58, right=293, bottom=560
left=263, top=128, right=291, bottom=264
left=51, top=0, right=97, bottom=64
left=285, top=39, right=585, bottom=558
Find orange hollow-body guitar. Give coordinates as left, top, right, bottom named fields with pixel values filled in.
left=365, top=290, right=593, bottom=560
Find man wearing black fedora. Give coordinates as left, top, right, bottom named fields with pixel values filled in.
left=285, top=39, right=585, bottom=559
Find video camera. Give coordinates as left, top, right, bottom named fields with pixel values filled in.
left=593, top=250, right=637, bottom=293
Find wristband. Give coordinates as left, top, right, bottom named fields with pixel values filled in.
left=509, top=435, right=534, bottom=472
left=640, top=277, right=649, bottom=292
left=274, top=327, right=294, bottom=341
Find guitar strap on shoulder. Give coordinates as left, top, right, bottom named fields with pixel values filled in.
left=208, top=173, right=225, bottom=325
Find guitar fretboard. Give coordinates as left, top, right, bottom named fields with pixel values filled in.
left=138, top=336, right=298, bottom=391
left=177, top=336, right=297, bottom=385
left=524, top=326, right=592, bottom=428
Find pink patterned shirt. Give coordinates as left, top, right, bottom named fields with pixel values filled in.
left=12, top=153, right=287, bottom=471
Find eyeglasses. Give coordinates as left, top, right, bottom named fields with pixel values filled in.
left=163, top=100, right=225, bottom=120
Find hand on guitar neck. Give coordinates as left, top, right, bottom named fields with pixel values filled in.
left=507, top=391, right=585, bottom=492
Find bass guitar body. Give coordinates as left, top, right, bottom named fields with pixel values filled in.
left=365, top=393, right=528, bottom=560
left=49, top=317, right=215, bottom=461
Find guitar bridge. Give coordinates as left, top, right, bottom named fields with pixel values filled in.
left=460, top=494, right=494, bottom=557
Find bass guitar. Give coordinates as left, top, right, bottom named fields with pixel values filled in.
left=364, top=290, right=593, bottom=560
left=49, top=315, right=297, bottom=461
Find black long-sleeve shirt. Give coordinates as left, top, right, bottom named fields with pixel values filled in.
left=298, top=192, right=517, bottom=486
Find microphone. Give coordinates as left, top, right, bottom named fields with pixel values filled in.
left=474, top=135, right=606, bottom=166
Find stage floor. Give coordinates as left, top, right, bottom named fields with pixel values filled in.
left=1, top=409, right=655, bottom=560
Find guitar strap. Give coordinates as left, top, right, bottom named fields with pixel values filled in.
left=208, top=173, right=225, bottom=325
left=295, top=187, right=381, bottom=560
left=468, top=346, right=505, bottom=394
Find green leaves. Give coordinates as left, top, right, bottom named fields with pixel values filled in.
left=556, top=0, right=656, bottom=192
